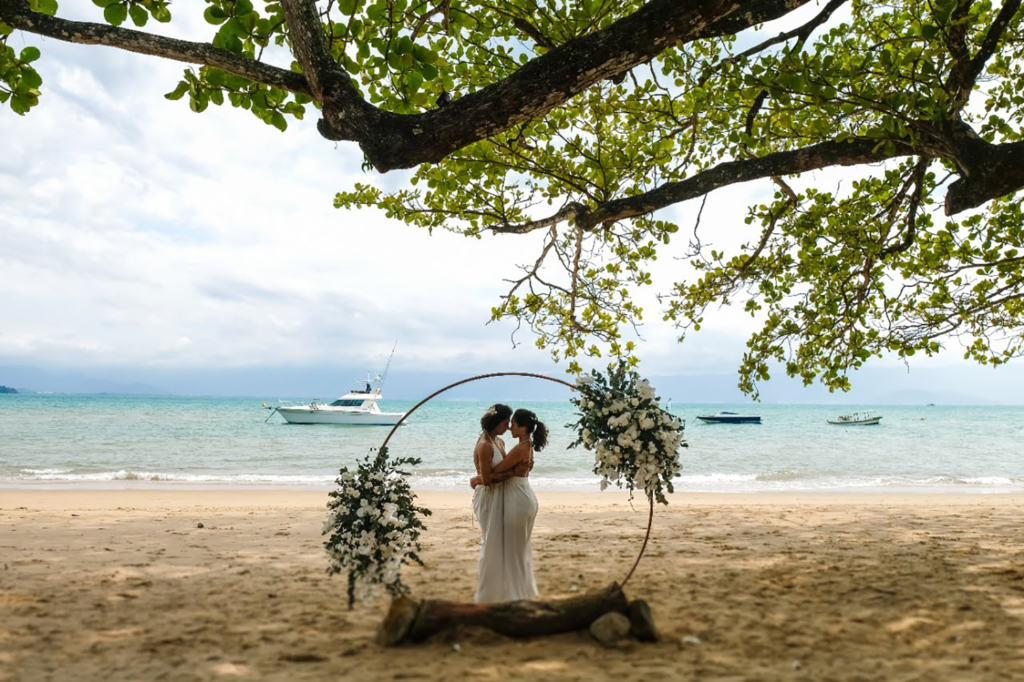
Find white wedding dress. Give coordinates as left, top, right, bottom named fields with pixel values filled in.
left=473, top=438, right=539, bottom=603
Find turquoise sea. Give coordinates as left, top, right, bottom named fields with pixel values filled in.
left=1, top=394, right=1023, bottom=493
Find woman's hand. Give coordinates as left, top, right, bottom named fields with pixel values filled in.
left=470, top=475, right=482, bottom=488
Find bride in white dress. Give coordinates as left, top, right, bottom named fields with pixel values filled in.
left=471, top=406, right=548, bottom=603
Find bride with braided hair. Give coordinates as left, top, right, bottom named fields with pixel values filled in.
left=471, top=406, right=548, bottom=602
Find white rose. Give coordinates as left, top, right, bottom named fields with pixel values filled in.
left=637, top=380, right=656, bottom=401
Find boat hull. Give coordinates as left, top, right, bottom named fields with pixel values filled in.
left=274, top=407, right=405, bottom=426
left=696, top=415, right=761, bottom=424
left=827, top=417, right=882, bottom=425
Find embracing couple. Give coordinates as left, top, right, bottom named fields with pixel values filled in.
left=470, top=404, right=548, bottom=603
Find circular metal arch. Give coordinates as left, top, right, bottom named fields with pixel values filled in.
left=377, top=371, right=654, bottom=588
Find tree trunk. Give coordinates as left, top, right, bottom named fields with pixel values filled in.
left=377, top=582, right=630, bottom=645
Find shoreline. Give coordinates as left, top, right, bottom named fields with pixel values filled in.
left=4, top=488, right=1024, bottom=511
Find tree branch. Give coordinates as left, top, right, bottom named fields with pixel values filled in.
left=0, top=0, right=312, bottom=97
left=944, top=135, right=1024, bottom=214
left=727, top=0, right=849, bottom=63
left=314, top=0, right=816, bottom=171
left=3, top=0, right=816, bottom=172
left=945, top=0, right=1022, bottom=111
left=512, top=16, right=556, bottom=50
left=279, top=0, right=337, bottom=99
left=880, top=157, right=929, bottom=258
left=488, top=202, right=589, bottom=234
left=580, top=138, right=916, bottom=229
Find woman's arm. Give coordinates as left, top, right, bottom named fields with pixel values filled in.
left=470, top=468, right=519, bottom=488
left=470, top=440, right=525, bottom=487
left=491, top=443, right=528, bottom=474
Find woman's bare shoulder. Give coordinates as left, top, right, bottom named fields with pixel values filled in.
left=507, top=441, right=530, bottom=457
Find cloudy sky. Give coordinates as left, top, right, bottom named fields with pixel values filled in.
left=1, top=5, right=1021, bottom=402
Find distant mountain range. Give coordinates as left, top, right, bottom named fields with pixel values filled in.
left=0, top=385, right=18, bottom=394
left=0, top=366, right=165, bottom=396
left=1, top=362, right=1020, bottom=405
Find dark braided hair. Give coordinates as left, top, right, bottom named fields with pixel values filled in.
left=511, top=408, right=548, bottom=452
left=480, top=404, right=512, bottom=434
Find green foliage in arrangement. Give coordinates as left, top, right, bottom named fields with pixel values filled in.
left=4, top=0, right=1024, bottom=395
left=323, top=447, right=432, bottom=608
left=568, top=363, right=685, bottom=505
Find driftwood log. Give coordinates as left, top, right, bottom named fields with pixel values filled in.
left=376, top=582, right=657, bottom=646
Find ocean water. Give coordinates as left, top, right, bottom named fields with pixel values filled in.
left=1, top=394, right=1023, bottom=493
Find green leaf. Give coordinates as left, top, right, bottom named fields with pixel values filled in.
left=189, top=93, right=209, bottom=113
left=10, top=92, right=33, bottom=114
left=19, top=68, right=42, bottom=90
left=164, top=81, right=189, bottom=100
left=270, top=111, right=287, bottom=131
left=204, top=6, right=228, bottom=24
left=91, top=0, right=118, bottom=7
left=224, top=17, right=248, bottom=38
left=204, top=68, right=226, bottom=88
left=20, top=47, right=41, bottom=64
left=0, top=23, right=13, bottom=36
left=412, top=45, right=438, bottom=65
left=128, top=4, right=148, bottom=27
left=419, top=63, right=438, bottom=81
left=30, top=0, right=58, bottom=16
left=103, top=3, right=128, bottom=26
left=406, top=70, right=423, bottom=95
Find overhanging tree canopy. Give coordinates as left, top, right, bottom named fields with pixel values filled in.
left=3, top=0, right=1023, bottom=395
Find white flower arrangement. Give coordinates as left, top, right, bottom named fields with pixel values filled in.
left=568, top=363, right=686, bottom=504
left=323, top=447, right=432, bottom=608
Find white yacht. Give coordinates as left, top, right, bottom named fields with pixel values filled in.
left=265, top=344, right=405, bottom=426
left=267, top=379, right=405, bottom=425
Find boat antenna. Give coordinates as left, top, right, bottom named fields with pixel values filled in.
left=377, top=340, right=398, bottom=394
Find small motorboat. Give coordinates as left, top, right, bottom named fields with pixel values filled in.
left=696, top=411, right=761, bottom=424
left=827, top=411, right=882, bottom=426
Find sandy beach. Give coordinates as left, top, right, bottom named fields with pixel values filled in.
left=2, top=490, right=1023, bottom=681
